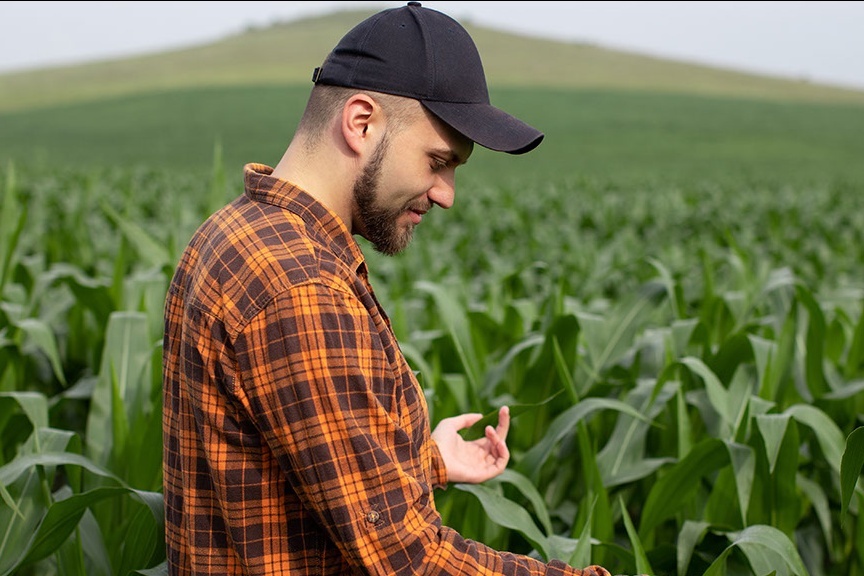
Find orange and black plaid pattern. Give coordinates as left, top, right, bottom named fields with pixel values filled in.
left=162, top=163, right=611, bottom=575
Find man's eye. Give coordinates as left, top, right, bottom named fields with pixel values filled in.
left=431, top=159, right=448, bottom=172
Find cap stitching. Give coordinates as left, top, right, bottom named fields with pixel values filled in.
left=409, top=7, right=435, bottom=100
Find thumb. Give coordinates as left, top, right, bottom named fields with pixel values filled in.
left=439, top=413, right=484, bottom=432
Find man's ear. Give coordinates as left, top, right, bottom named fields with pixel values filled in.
left=341, top=94, right=379, bottom=155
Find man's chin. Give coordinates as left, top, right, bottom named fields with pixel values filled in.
left=372, top=230, right=415, bottom=256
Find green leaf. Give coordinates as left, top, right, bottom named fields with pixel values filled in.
left=0, top=391, right=48, bottom=431
left=454, top=482, right=549, bottom=559
left=768, top=422, right=800, bottom=535
left=755, top=414, right=790, bottom=474
left=748, top=307, right=796, bottom=403
left=679, top=356, right=732, bottom=436
left=86, top=311, right=151, bottom=467
left=126, top=377, right=164, bottom=491
left=131, top=560, right=169, bottom=576
left=20, top=486, right=129, bottom=566
left=568, top=496, right=596, bottom=569
left=648, top=257, right=684, bottom=319
left=576, top=281, right=665, bottom=387
left=45, top=263, right=115, bottom=326
left=416, top=281, right=481, bottom=403
left=16, top=318, right=67, bottom=387
left=575, top=421, right=613, bottom=545
left=552, top=335, right=579, bottom=404
left=208, top=138, right=227, bottom=215
left=494, top=469, right=553, bottom=534
left=639, top=438, right=727, bottom=537
left=0, top=452, right=164, bottom=524
left=785, top=404, right=845, bottom=474
left=0, top=466, right=43, bottom=576
left=101, top=201, right=172, bottom=271
left=78, top=509, right=113, bottom=576
left=724, top=441, right=755, bottom=527
left=676, top=387, right=693, bottom=459
left=677, top=520, right=711, bottom=576
left=0, top=163, right=27, bottom=294
left=461, top=391, right=562, bottom=441
left=619, top=495, right=654, bottom=576
left=701, top=546, right=733, bottom=576
left=797, top=475, right=833, bottom=556
left=110, top=362, right=130, bottom=472
left=482, top=333, right=544, bottom=400
left=841, top=426, right=864, bottom=520
left=822, top=379, right=864, bottom=401
left=597, top=380, right=676, bottom=487
left=730, top=524, right=809, bottom=576
left=517, top=397, right=655, bottom=479
left=845, top=303, right=864, bottom=380
left=795, top=284, right=829, bottom=399
left=116, top=501, right=162, bottom=576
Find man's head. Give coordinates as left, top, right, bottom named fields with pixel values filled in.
left=347, top=93, right=473, bottom=256
left=286, top=2, right=536, bottom=256
left=311, top=1, right=544, bottom=155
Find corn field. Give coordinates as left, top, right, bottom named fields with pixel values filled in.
left=1, top=155, right=862, bottom=576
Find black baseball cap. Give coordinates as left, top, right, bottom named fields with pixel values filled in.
left=312, top=1, right=544, bottom=155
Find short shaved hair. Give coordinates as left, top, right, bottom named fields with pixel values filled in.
left=296, top=84, right=423, bottom=144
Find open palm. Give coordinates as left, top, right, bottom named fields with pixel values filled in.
left=431, top=406, right=510, bottom=484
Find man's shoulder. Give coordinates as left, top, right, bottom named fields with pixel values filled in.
left=181, top=197, right=358, bottom=328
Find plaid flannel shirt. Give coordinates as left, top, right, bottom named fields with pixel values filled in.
left=162, top=163, right=610, bottom=576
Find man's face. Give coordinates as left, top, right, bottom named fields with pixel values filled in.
left=352, top=106, right=473, bottom=256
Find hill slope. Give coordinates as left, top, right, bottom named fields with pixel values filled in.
left=1, top=8, right=863, bottom=112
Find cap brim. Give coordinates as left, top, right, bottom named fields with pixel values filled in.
left=421, top=100, right=544, bottom=155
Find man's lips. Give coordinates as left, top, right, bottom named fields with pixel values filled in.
left=406, top=202, right=430, bottom=224
left=407, top=209, right=424, bottom=224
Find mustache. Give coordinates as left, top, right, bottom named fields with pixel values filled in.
left=405, top=199, right=432, bottom=213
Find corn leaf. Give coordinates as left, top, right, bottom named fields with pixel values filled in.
left=785, top=404, right=844, bottom=475
left=454, top=482, right=549, bottom=560
left=86, top=311, right=151, bottom=467
left=517, top=397, right=655, bottom=479
left=494, top=469, right=553, bottom=534
left=755, top=414, right=790, bottom=474
left=840, top=426, right=864, bottom=520
left=676, top=520, right=711, bottom=576
left=19, top=486, right=129, bottom=567
left=639, top=437, right=727, bottom=537
left=730, top=524, right=809, bottom=576
left=619, top=495, right=654, bottom=576
left=15, top=318, right=67, bottom=387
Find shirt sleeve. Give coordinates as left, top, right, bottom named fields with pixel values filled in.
left=238, top=281, right=608, bottom=576
left=429, top=432, right=449, bottom=489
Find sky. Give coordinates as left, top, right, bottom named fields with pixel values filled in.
left=2, top=1, right=864, bottom=90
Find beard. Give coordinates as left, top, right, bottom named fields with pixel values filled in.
left=353, top=136, right=422, bottom=256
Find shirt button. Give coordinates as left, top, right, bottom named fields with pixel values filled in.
left=365, top=510, right=381, bottom=524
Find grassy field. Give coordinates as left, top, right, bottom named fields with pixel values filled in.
left=1, top=9, right=864, bottom=576
left=3, top=84, right=864, bottom=190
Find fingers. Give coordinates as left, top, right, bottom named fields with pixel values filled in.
left=484, top=407, right=511, bottom=464
left=496, top=405, right=510, bottom=441
left=484, top=425, right=510, bottom=462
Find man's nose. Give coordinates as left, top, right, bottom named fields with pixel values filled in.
left=427, top=172, right=455, bottom=209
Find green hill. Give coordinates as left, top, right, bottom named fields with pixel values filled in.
left=2, top=8, right=864, bottom=113
left=2, top=9, right=863, bottom=188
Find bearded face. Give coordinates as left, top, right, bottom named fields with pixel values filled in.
left=352, top=135, right=430, bottom=256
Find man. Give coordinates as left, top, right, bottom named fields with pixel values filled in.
left=162, top=2, right=610, bottom=574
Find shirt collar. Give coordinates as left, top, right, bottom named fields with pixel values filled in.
left=243, top=163, right=366, bottom=274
